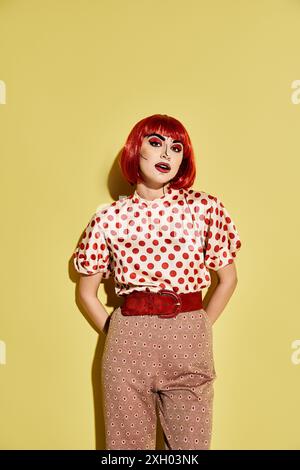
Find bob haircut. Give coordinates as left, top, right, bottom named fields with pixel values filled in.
left=119, top=114, right=196, bottom=189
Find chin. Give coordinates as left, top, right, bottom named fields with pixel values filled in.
left=149, top=176, right=172, bottom=187
left=157, top=170, right=176, bottom=180
left=140, top=167, right=176, bottom=187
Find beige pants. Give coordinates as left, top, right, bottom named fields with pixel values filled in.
left=101, top=306, right=217, bottom=450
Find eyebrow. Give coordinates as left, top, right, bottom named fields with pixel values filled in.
left=146, top=133, right=183, bottom=145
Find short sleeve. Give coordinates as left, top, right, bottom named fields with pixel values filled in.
left=204, top=196, right=242, bottom=271
left=72, top=212, right=113, bottom=278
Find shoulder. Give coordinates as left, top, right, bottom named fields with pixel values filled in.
left=93, top=194, right=133, bottom=226
left=183, top=188, right=220, bottom=209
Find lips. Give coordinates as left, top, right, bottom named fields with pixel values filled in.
left=154, top=162, right=171, bottom=173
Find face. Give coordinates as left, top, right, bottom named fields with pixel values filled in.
left=138, top=133, right=184, bottom=187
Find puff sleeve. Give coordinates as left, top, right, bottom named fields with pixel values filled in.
left=204, top=195, right=242, bottom=271
left=73, top=212, right=113, bottom=278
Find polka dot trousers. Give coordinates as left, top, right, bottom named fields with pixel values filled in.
left=101, top=307, right=217, bottom=450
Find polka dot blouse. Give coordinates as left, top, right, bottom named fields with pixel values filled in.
left=73, top=187, right=242, bottom=296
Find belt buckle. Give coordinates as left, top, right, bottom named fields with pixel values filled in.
left=157, top=289, right=182, bottom=318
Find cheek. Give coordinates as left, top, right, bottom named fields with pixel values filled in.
left=140, top=143, right=156, bottom=159
left=139, top=155, right=153, bottom=174
left=172, top=156, right=184, bottom=172
left=140, top=147, right=153, bottom=161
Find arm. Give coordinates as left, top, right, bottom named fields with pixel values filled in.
left=204, top=262, right=238, bottom=326
left=76, top=272, right=111, bottom=335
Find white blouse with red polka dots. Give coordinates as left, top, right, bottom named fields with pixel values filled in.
left=73, top=187, right=242, bottom=296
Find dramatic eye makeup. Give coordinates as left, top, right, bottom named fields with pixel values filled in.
left=146, top=133, right=183, bottom=153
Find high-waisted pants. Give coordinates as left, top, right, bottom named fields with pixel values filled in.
left=101, top=306, right=217, bottom=450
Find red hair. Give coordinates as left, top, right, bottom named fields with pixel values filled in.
left=119, top=114, right=196, bottom=189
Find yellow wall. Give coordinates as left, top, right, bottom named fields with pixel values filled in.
left=0, top=0, right=299, bottom=449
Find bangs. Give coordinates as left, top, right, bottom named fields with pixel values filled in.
left=141, top=115, right=188, bottom=151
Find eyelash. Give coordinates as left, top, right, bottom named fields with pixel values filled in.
left=148, top=139, right=182, bottom=153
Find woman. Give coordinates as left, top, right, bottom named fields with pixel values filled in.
left=72, top=114, right=242, bottom=450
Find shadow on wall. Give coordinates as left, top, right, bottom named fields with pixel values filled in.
left=69, top=150, right=135, bottom=449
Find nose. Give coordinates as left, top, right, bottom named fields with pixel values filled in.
left=161, top=141, right=171, bottom=159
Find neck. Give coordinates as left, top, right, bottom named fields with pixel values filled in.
left=135, top=182, right=171, bottom=201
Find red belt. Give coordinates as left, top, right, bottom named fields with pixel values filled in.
left=120, top=289, right=203, bottom=319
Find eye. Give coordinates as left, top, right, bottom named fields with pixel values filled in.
left=172, top=145, right=182, bottom=153
left=148, top=138, right=161, bottom=147
left=148, top=138, right=183, bottom=153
